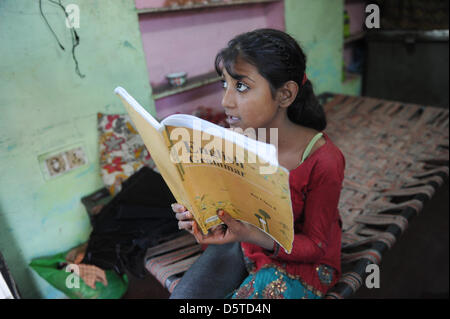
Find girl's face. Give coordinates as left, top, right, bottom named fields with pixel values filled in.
left=220, top=59, right=280, bottom=130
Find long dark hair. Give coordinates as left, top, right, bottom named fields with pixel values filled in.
left=215, top=28, right=326, bottom=131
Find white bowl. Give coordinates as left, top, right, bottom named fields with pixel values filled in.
left=166, top=72, right=187, bottom=87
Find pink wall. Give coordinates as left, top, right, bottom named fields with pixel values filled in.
left=135, top=0, right=167, bottom=9
left=345, top=0, right=366, bottom=35
left=156, top=81, right=223, bottom=119
left=136, top=0, right=285, bottom=117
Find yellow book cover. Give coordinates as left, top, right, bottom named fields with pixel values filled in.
left=114, top=87, right=294, bottom=253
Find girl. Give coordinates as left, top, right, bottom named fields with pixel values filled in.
left=170, top=28, right=345, bottom=299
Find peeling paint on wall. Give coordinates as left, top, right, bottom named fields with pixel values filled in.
left=123, top=40, right=136, bottom=50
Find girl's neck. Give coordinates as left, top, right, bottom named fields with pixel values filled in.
left=257, top=108, right=317, bottom=154
left=255, top=109, right=324, bottom=170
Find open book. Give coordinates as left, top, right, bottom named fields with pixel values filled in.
left=114, top=87, right=294, bottom=253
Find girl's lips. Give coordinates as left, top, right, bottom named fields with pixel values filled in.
left=226, top=115, right=241, bottom=125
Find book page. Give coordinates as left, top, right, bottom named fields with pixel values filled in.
left=162, top=114, right=280, bottom=167
left=164, top=122, right=294, bottom=254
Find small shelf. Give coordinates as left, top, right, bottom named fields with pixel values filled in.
left=152, top=71, right=221, bottom=100
left=137, top=0, right=279, bottom=14
left=344, top=31, right=366, bottom=45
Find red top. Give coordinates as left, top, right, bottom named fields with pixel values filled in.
left=241, top=132, right=345, bottom=296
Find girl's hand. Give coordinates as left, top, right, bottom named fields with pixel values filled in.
left=171, top=203, right=195, bottom=234
left=192, top=210, right=275, bottom=251
left=171, top=203, right=223, bottom=235
left=171, top=204, right=275, bottom=250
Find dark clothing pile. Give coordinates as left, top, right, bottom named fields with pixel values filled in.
left=81, top=167, right=181, bottom=278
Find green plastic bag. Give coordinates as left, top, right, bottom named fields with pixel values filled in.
left=30, top=251, right=128, bottom=299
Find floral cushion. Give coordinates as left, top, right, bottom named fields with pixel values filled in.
left=98, top=113, right=157, bottom=195
left=97, top=107, right=226, bottom=196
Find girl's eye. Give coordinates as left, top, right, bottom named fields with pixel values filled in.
left=221, top=80, right=228, bottom=89
left=236, top=81, right=250, bottom=93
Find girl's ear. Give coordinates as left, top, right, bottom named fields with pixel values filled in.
left=276, top=81, right=299, bottom=109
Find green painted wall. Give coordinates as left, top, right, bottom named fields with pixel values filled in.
left=341, top=75, right=363, bottom=96
left=285, top=0, right=361, bottom=96
left=0, top=0, right=154, bottom=298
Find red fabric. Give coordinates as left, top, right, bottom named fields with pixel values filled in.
left=302, top=73, right=308, bottom=85
left=241, top=132, right=345, bottom=295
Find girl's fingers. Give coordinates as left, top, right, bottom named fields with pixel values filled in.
left=178, top=220, right=194, bottom=231
left=208, top=224, right=226, bottom=235
left=171, top=203, right=186, bottom=213
left=217, top=210, right=242, bottom=233
left=192, top=220, right=231, bottom=245
left=192, top=222, right=205, bottom=242
left=175, top=211, right=192, bottom=221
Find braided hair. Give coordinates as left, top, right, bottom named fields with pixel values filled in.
left=214, top=28, right=326, bottom=131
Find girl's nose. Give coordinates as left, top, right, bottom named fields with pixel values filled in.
left=221, top=87, right=236, bottom=110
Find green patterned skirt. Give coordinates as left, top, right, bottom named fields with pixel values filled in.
left=229, top=266, right=323, bottom=299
